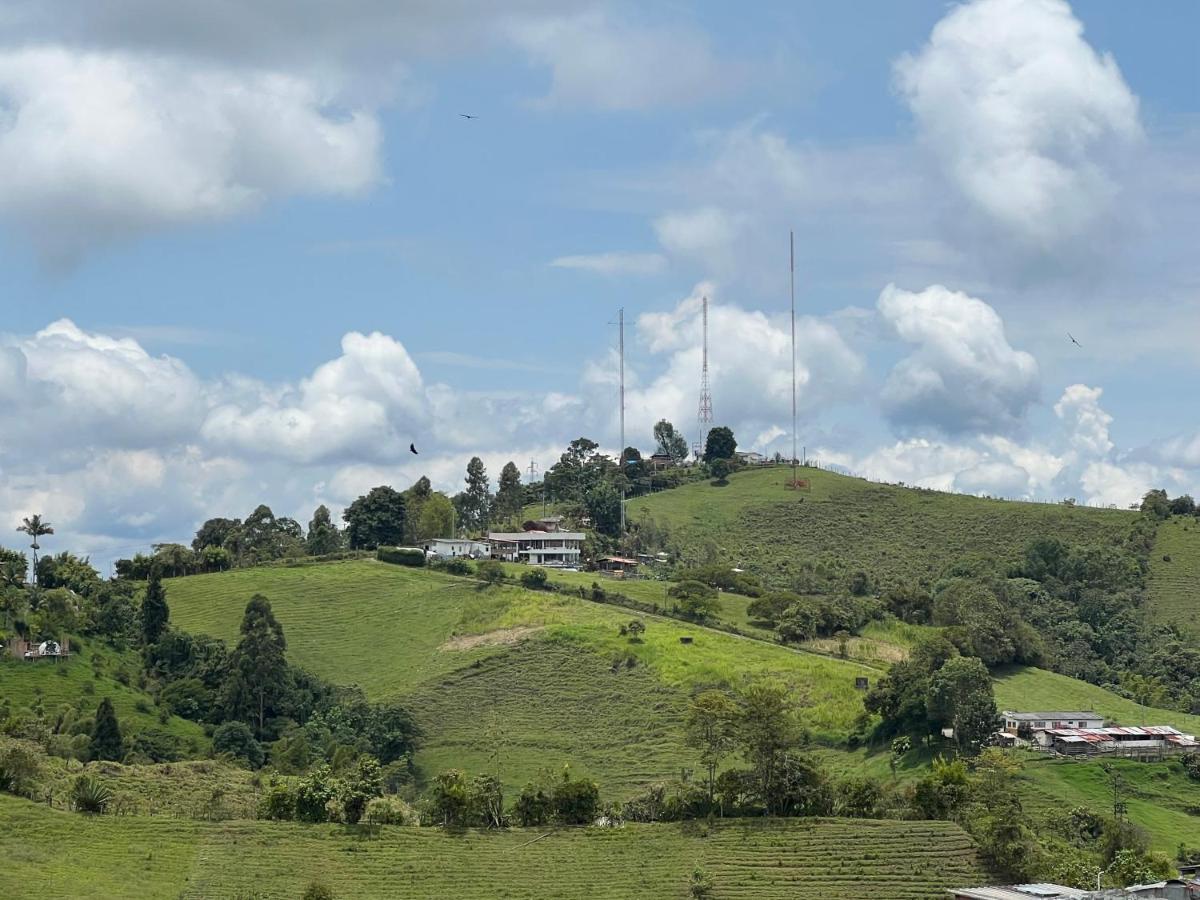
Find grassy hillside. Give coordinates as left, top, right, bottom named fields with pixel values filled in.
left=0, top=795, right=988, bottom=899
left=627, top=466, right=1135, bottom=588
left=166, top=561, right=876, bottom=795
left=1, top=640, right=208, bottom=751
left=1148, top=517, right=1200, bottom=631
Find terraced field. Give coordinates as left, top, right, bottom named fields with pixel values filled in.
left=0, top=795, right=988, bottom=899
left=1148, top=517, right=1200, bottom=631
left=628, top=466, right=1136, bottom=589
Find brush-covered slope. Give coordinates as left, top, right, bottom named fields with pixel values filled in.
left=626, top=466, right=1137, bottom=588
left=0, top=794, right=988, bottom=900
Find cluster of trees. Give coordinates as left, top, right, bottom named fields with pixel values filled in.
left=424, top=766, right=600, bottom=829
left=1140, top=488, right=1200, bottom=520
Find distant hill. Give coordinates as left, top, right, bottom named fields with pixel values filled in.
left=626, top=466, right=1137, bottom=589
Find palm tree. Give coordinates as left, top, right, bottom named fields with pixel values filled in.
left=16, top=515, right=53, bottom=587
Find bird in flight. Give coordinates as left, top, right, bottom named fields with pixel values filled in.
left=459, top=114, right=477, bottom=119
left=410, top=443, right=419, bottom=455
left=1068, top=333, right=1082, bottom=348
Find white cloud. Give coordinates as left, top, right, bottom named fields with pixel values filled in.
left=878, top=283, right=1039, bottom=434
left=509, top=11, right=728, bottom=111
left=654, top=207, right=748, bottom=274
left=1054, top=383, right=1113, bottom=457
left=895, top=0, right=1141, bottom=247
left=0, top=46, right=380, bottom=263
left=548, top=252, right=667, bottom=276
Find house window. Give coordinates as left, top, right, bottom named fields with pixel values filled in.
left=1035, top=721, right=1046, bottom=728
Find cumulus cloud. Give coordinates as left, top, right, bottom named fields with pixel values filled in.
left=548, top=252, right=667, bottom=276
left=895, top=0, right=1142, bottom=247
left=654, top=208, right=748, bottom=275
left=1054, top=383, right=1113, bottom=457
left=509, top=11, right=728, bottom=111
left=0, top=47, right=380, bottom=263
left=878, top=283, right=1039, bottom=434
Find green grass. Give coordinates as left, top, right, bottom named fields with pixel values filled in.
left=627, top=466, right=1136, bottom=589
left=1016, top=754, right=1200, bottom=854
left=993, top=666, right=1200, bottom=734
left=0, top=640, right=207, bottom=750
left=1148, top=517, right=1200, bottom=631
left=0, top=794, right=987, bottom=899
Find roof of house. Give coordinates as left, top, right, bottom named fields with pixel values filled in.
left=1044, top=726, right=1196, bottom=746
left=949, top=884, right=1092, bottom=900
left=598, top=556, right=639, bottom=565
left=487, top=531, right=586, bottom=542
left=1002, top=711, right=1102, bottom=721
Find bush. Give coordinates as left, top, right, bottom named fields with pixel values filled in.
left=159, top=677, right=212, bottom=721
left=553, top=773, right=600, bottom=824
left=0, top=741, right=42, bottom=797
left=258, top=777, right=296, bottom=821
left=363, top=795, right=418, bottom=826
left=476, top=561, right=506, bottom=584
left=520, top=568, right=550, bottom=590
left=213, top=721, right=264, bottom=769
left=515, top=782, right=553, bottom=827
left=126, top=728, right=184, bottom=763
left=71, top=774, right=113, bottom=814
left=668, top=581, right=720, bottom=621
left=294, top=765, right=338, bottom=823
left=301, top=882, right=334, bottom=900
left=432, top=558, right=473, bottom=576
left=376, top=547, right=426, bottom=567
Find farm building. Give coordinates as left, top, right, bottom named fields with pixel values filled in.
left=1002, top=711, right=1105, bottom=734
left=487, top=531, right=584, bottom=566
left=735, top=451, right=766, bottom=464
left=950, top=882, right=1200, bottom=899
left=6, top=637, right=70, bottom=661
left=596, top=556, right=639, bottom=576
left=422, top=538, right=489, bottom=560
left=1034, top=725, right=1198, bottom=756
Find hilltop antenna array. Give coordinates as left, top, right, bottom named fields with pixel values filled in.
left=695, top=296, right=713, bottom=460
left=618, top=307, right=626, bottom=533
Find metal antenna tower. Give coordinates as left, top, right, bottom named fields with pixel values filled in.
left=695, top=296, right=713, bottom=460
left=790, top=231, right=798, bottom=482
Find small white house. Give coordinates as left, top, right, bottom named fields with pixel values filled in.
left=1001, top=711, right=1104, bottom=735
left=422, top=538, right=489, bottom=560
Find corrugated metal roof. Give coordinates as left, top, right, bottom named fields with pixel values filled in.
left=949, top=885, right=1091, bottom=900
left=1002, top=711, right=1102, bottom=721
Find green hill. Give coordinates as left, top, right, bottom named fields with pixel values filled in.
left=165, top=560, right=876, bottom=795
left=1148, top=516, right=1200, bottom=631
left=626, top=466, right=1136, bottom=588
left=0, top=794, right=988, bottom=899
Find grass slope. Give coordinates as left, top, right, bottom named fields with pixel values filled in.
left=1148, top=517, right=1200, bottom=631
left=0, top=795, right=987, bottom=899
left=627, top=467, right=1135, bottom=588
left=0, top=641, right=207, bottom=750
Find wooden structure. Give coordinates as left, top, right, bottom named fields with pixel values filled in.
left=596, top=556, right=639, bottom=576
left=7, top=636, right=71, bottom=662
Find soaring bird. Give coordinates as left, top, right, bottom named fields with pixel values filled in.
left=459, top=114, right=477, bottom=119
left=1068, top=333, right=1082, bottom=348
left=410, top=443, right=419, bottom=455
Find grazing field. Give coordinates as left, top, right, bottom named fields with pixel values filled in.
left=1148, top=517, right=1200, bottom=631
left=0, top=641, right=207, bottom=750
left=1017, top=755, right=1200, bottom=854
left=627, top=466, right=1136, bottom=589
left=0, top=795, right=988, bottom=899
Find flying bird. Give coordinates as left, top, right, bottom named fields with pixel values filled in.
left=1068, top=333, right=1082, bottom=348
left=459, top=114, right=477, bottom=119
left=410, top=443, right=419, bottom=455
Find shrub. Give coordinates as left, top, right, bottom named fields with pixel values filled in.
left=476, top=561, right=506, bottom=584
left=363, top=795, right=418, bottom=826
left=258, top=777, right=296, bottom=821
left=376, top=547, right=426, bottom=567
left=71, top=774, right=113, bottom=814
left=520, top=568, right=549, bottom=590
left=127, top=728, right=184, bottom=763
left=294, top=765, right=338, bottom=823
left=159, top=677, right=212, bottom=721
left=213, top=721, right=264, bottom=769
left=668, top=581, right=720, bottom=621
left=553, top=773, right=600, bottom=824
left=432, top=557, right=473, bottom=576
left=689, top=866, right=714, bottom=899
left=515, top=782, right=553, bottom=827
left=0, top=741, right=42, bottom=797
left=301, top=882, right=334, bottom=900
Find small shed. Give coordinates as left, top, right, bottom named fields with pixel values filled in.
left=597, top=556, right=639, bottom=576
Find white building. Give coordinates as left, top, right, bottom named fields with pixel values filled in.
left=1001, top=711, right=1104, bottom=734
left=422, top=538, right=489, bottom=560
left=487, top=530, right=584, bottom=567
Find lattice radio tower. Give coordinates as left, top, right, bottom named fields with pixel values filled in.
left=695, top=295, right=713, bottom=460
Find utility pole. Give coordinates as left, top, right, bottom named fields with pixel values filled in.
left=618, top=307, right=626, bottom=534
left=790, top=230, right=798, bottom=483
left=696, top=296, right=713, bottom=461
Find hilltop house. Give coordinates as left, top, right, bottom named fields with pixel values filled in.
left=487, top=530, right=585, bottom=567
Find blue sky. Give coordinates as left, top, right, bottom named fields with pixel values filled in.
left=0, top=0, right=1197, bottom=564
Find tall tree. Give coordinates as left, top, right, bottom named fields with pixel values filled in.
left=458, top=457, right=492, bottom=532
left=343, top=486, right=408, bottom=550
left=926, top=655, right=999, bottom=755
left=736, top=679, right=800, bottom=814
left=686, top=690, right=738, bottom=809
left=415, top=493, right=455, bottom=541
left=403, top=476, right=433, bottom=543
left=140, top=569, right=170, bottom=646
left=305, top=505, right=343, bottom=556
left=653, top=420, right=689, bottom=465
left=192, top=517, right=241, bottom=553
left=16, top=515, right=53, bottom=587
left=220, top=594, right=290, bottom=738
left=90, top=697, right=123, bottom=762
left=495, top=462, right=524, bottom=523
left=584, top=482, right=622, bottom=537
left=703, top=426, right=737, bottom=463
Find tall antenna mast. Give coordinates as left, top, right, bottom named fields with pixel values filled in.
left=696, top=296, right=713, bottom=460
left=618, top=307, right=626, bottom=533
left=790, top=231, right=798, bottom=482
